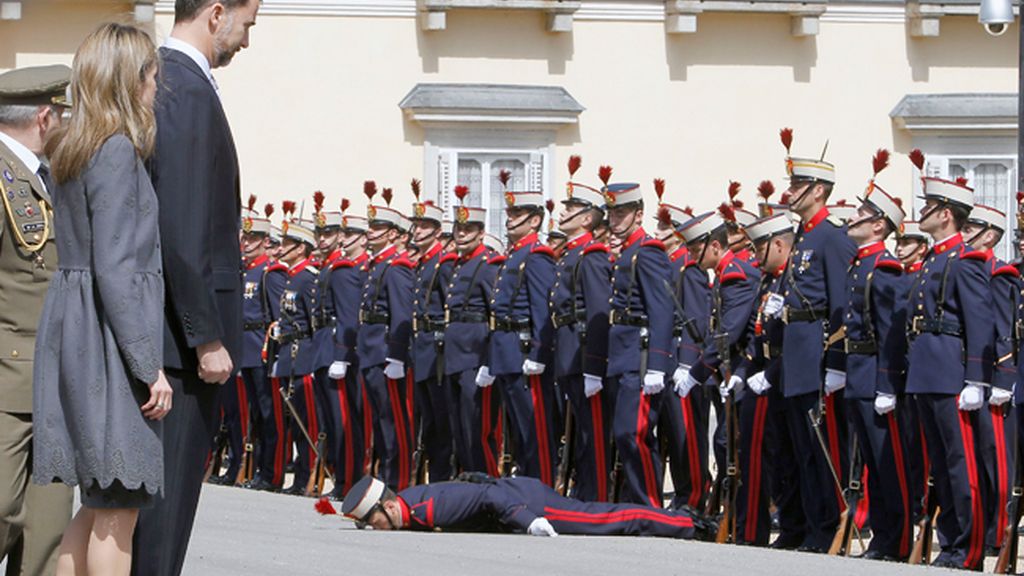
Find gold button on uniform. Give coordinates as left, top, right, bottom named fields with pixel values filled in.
left=11, top=350, right=18, bottom=358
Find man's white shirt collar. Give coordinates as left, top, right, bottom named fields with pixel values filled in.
left=164, top=37, right=219, bottom=93
left=0, top=130, right=41, bottom=175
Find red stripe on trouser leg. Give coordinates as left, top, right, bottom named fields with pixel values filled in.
left=854, top=468, right=869, bottom=529
left=236, top=376, right=249, bottom=438
left=529, top=374, right=552, bottom=486
left=336, top=378, right=354, bottom=492
left=303, top=375, right=320, bottom=465
left=681, top=396, right=703, bottom=509
left=591, top=393, right=608, bottom=502
left=887, top=412, right=911, bottom=558
left=271, top=377, right=286, bottom=486
left=745, top=395, right=769, bottom=542
left=635, top=393, right=660, bottom=508
left=481, top=386, right=498, bottom=477
left=957, top=410, right=984, bottom=570
left=387, top=376, right=410, bottom=491
left=361, top=375, right=373, bottom=475
left=406, top=370, right=415, bottom=429
left=825, top=394, right=845, bottom=511
left=990, top=406, right=1009, bottom=548
left=542, top=506, right=693, bottom=528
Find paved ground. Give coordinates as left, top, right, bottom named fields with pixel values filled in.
left=180, top=484, right=972, bottom=576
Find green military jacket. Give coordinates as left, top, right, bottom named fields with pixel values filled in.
left=0, top=137, right=56, bottom=414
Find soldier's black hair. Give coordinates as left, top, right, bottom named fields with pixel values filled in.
left=379, top=486, right=397, bottom=504
left=949, top=203, right=970, bottom=231
left=819, top=181, right=835, bottom=200
left=708, top=226, right=730, bottom=251
left=175, top=0, right=253, bottom=23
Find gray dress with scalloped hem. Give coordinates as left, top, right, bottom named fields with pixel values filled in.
left=32, top=134, right=165, bottom=506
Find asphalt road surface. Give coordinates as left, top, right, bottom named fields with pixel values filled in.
left=179, top=484, right=978, bottom=576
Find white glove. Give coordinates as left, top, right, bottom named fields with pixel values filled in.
left=990, top=387, right=1013, bottom=407
left=672, top=364, right=694, bottom=397
left=824, top=369, right=846, bottom=396
left=328, top=361, right=349, bottom=380
left=475, top=366, right=495, bottom=388
left=874, top=392, right=897, bottom=416
left=642, top=371, right=666, bottom=395
left=584, top=374, right=603, bottom=398
left=384, top=359, right=405, bottom=380
left=270, top=360, right=280, bottom=379
left=719, top=374, right=745, bottom=399
left=527, top=517, right=558, bottom=537
left=763, top=293, right=784, bottom=319
left=522, top=359, right=546, bottom=376
left=958, top=382, right=984, bottom=411
left=747, top=371, right=771, bottom=395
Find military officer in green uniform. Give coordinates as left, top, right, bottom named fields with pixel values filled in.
left=0, top=65, right=74, bottom=576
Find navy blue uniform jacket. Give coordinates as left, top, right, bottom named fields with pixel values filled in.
left=843, top=242, right=904, bottom=399
left=550, top=233, right=611, bottom=379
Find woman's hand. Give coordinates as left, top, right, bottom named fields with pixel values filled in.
left=141, top=369, right=173, bottom=420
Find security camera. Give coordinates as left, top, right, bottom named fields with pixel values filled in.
left=979, top=0, right=1014, bottom=36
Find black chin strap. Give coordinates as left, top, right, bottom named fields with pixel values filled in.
left=611, top=209, right=639, bottom=238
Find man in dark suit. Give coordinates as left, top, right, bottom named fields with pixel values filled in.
left=132, top=1, right=259, bottom=575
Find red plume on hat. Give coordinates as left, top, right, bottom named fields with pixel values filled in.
left=454, top=185, right=469, bottom=205
left=314, top=497, right=340, bottom=516
left=908, top=149, right=926, bottom=172
left=598, top=166, right=613, bottom=186
left=653, top=178, right=665, bottom=202
left=498, top=170, right=512, bottom=190
left=835, top=199, right=849, bottom=207
left=264, top=203, right=274, bottom=218
left=683, top=206, right=694, bottom=217
left=382, top=188, right=393, bottom=206
left=341, top=198, right=350, bottom=213
left=780, top=192, right=792, bottom=205
left=872, top=149, right=890, bottom=178
left=758, top=180, right=775, bottom=200
left=568, top=155, right=582, bottom=178
left=411, top=178, right=421, bottom=200
left=363, top=181, right=377, bottom=201
left=780, top=128, right=793, bottom=154
left=718, top=202, right=736, bottom=222
left=657, top=206, right=673, bottom=226
left=1017, top=191, right=1024, bottom=205
left=247, top=194, right=257, bottom=212
left=955, top=177, right=970, bottom=187
left=282, top=201, right=296, bottom=217
left=313, top=191, right=325, bottom=213
left=728, top=181, right=741, bottom=201
left=893, top=197, right=904, bottom=208
left=732, top=199, right=745, bottom=210
left=546, top=199, right=555, bottom=214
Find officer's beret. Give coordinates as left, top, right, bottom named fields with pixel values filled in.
left=0, top=65, right=71, bottom=106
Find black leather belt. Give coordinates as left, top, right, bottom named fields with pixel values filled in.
left=783, top=306, right=828, bottom=323
left=552, top=310, right=586, bottom=329
left=243, top=320, right=267, bottom=331
left=911, top=317, right=963, bottom=338
left=490, top=316, right=531, bottom=332
left=277, top=330, right=312, bottom=345
left=610, top=310, right=648, bottom=327
left=762, top=342, right=782, bottom=360
left=312, top=316, right=335, bottom=331
left=415, top=316, right=446, bottom=332
left=447, top=310, right=487, bottom=324
left=845, top=339, right=878, bottom=354
left=359, top=310, right=390, bottom=325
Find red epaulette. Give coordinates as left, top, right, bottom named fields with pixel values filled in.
left=266, top=262, right=288, bottom=273
left=641, top=239, right=666, bottom=252
left=583, top=243, right=609, bottom=255
left=530, top=245, right=556, bottom=258
left=332, top=259, right=355, bottom=270
left=488, top=254, right=507, bottom=265
left=875, top=259, right=903, bottom=273
left=391, top=256, right=416, bottom=269
left=440, top=252, right=459, bottom=264
left=719, top=264, right=747, bottom=283
left=961, top=250, right=988, bottom=262
left=993, top=264, right=1021, bottom=278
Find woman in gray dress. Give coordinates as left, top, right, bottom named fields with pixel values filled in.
left=32, top=23, right=171, bottom=576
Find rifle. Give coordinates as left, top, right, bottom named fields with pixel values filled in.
left=204, top=424, right=230, bottom=482
left=996, top=405, right=1021, bottom=574
left=279, top=385, right=335, bottom=488
left=412, top=415, right=428, bottom=486
left=609, top=444, right=624, bottom=503
left=234, top=411, right=255, bottom=486
left=555, top=400, right=575, bottom=497
left=807, top=403, right=849, bottom=536
left=306, top=431, right=328, bottom=497
left=828, top=434, right=865, bottom=555
left=713, top=333, right=739, bottom=544
left=909, top=476, right=938, bottom=565
left=499, top=402, right=514, bottom=477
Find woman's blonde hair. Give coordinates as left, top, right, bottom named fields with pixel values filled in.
left=48, top=22, right=158, bottom=184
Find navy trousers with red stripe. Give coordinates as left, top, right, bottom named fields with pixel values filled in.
left=284, top=373, right=321, bottom=490
left=247, top=368, right=286, bottom=488
left=316, top=369, right=366, bottom=495
left=661, top=386, right=709, bottom=511
left=979, top=404, right=1014, bottom=550
left=736, top=392, right=772, bottom=546
left=612, top=372, right=663, bottom=508
left=219, top=373, right=251, bottom=482
left=916, top=394, right=986, bottom=570
left=847, top=399, right=912, bottom=558
left=496, top=373, right=558, bottom=486
left=562, top=374, right=616, bottom=502
left=902, top=394, right=930, bottom=521
left=448, top=370, right=500, bottom=476
left=785, top=390, right=848, bottom=551
left=415, top=375, right=455, bottom=482
left=766, top=385, right=806, bottom=547
left=363, top=365, right=413, bottom=491
left=543, top=498, right=694, bottom=538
